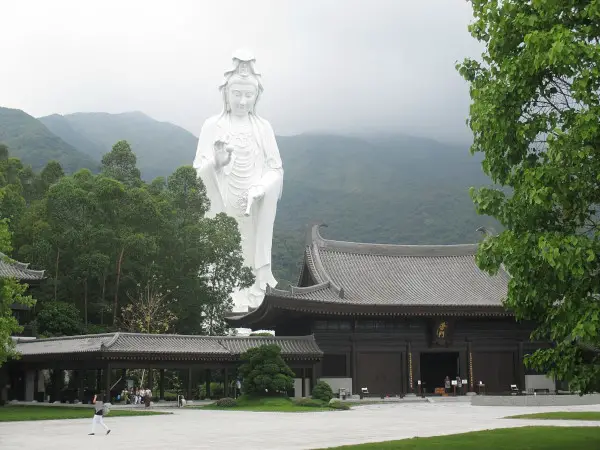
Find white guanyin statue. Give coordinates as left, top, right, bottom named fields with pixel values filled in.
left=193, top=49, right=283, bottom=312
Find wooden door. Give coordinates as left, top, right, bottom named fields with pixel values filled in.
left=473, top=351, right=516, bottom=393
left=357, top=352, right=403, bottom=395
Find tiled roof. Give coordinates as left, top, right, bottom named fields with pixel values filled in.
left=268, top=224, right=509, bottom=308
left=0, top=252, right=45, bottom=281
left=13, top=332, right=322, bottom=359
left=14, top=334, right=113, bottom=356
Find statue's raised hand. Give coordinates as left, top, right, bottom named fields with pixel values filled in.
left=214, top=139, right=234, bottom=168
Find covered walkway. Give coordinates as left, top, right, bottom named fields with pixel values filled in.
left=2, top=332, right=322, bottom=403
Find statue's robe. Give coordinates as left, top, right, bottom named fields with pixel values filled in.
left=193, top=113, right=283, bottom=308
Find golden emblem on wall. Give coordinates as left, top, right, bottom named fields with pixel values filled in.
left=436, top=321, right=447, bottom=339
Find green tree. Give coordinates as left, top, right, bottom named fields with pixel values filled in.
left=101, top=140, right=142, bottom=187
left=0, top=217, right=35, bottom=366
left=34, top=301, right=82, bottom=337
left=9, top=143, right=252, bottom=337
left=39, top=161, right=65, bottom=193
left=0, top=144, right=8, bottom=161
left=458, top=0, right=600, bottom=392
left=238, top=344, right=295, bottom=396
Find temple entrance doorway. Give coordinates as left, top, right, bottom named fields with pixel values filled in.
left=420, top=352, right=460, bottom=394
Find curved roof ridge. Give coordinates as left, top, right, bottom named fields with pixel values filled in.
left=267, top=285, right=295, bottom=296
left=302, top=224, right=345, bottom=296
left=309, top=223, right=478, bottom=257
left=102, top=332, right=121, bottom=349
left=291, top=281, right=331, bottom=294
left=17, top=332, right=116, bottom=343
left=110, top=331, right=316, bottom=341
left=218, top=334, right=317, bottom=341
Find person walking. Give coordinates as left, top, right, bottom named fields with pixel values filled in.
left=89, top=392, right=111, bottom=435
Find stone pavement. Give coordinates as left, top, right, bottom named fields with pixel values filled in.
left=1, top=402, right=599, bottom=450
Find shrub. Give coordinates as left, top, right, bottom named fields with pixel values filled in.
left=214, top=397, right=237, bottom=407
left=163, top=392, right=178, bottom=402
left=328, top=400, right=350, bottom=410
left=198, top=382, right=225, bottom=399
left=311, top=381, right=334, bottom=402
left=294, top=398, right=324, bottom=408
left=238, top=344, right=295, bottom=395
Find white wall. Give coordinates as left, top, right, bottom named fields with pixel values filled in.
left=319, top=377, right=353, bottom=396
left=525, top=374, right=556, bottom=392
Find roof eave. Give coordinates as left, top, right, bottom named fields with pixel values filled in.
left=228, top=295, right=512, bottom=329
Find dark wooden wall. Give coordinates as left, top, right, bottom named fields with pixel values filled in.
left=277, top=314, right=542, bottom=395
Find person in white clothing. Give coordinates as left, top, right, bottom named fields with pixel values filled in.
left=89, top=393, right=111, bottom=435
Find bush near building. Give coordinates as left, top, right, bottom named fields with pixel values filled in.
left=311, top=381, right=334, bottom=402
left=238, top=344, right=295, bottom=396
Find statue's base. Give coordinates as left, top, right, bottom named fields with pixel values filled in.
left=230, top=286, right=265, bottom=312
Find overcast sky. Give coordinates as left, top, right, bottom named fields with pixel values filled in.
left=1, top=0, right=481, bottom=142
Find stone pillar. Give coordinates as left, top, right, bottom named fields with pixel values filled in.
left=517, top=341, right=525, bottom=390
left=104, top=364, right=111, bottom=401
left=37, top=370, right=46, bottom=400
left=351, top=339, right=357, bottom=395
left=187, top=368, right=193, bottom=400
left=459, top=348, right=468, bottom=392
left=52, top=369, right=61, bottom=403
left=96, top=369, right=102, bottom=393
left=159, top=369, right=165, bottom=401
left=401, top=352, right=407, bottom=394
left=147, top=369, right=154, bottom=392
left=407, top=342, right=414, bottom=393
left=223, top=368, right=229, bottom=398
left=467, top=341, right=474, bottom=392
left=78, top=370, right=86, bottom=403
left=205, top=369, right=211, bottom=399
left=24, top=370, right=35, bottom=402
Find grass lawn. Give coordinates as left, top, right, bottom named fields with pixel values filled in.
left=200, top=396, right=342, bottom=412
left=317, top=427, right=600, bottom=449
left=506, top=411, right=600, bottom=421
left=0, top=405, right=169, bottom=422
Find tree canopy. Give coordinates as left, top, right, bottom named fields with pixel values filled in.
left=0, top=139, right=253, bottom=346
left=458, top=0, right=600, bottom=392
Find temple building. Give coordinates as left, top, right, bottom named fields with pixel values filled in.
left=227, top=224, right=552, bottom=396
left=2, top=226, right=557, bottom=402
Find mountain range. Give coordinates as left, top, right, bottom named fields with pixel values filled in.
left=0, top=106, right=496, bottom=284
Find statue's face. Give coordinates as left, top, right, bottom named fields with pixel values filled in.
left=227, top=82, right=257, bottom=116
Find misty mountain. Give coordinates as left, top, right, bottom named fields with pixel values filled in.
left=3, top=108, right=495, bottom=285
left=271, top=133, right=496, bottom=283
left=38, top=114, right=106, bottom=159
left=39, top=111, right=198, bottom=180
left=0, top=107, right=98, bottom=173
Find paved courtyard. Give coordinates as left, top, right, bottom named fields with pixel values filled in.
left=1, top=401, right=599, bottom=450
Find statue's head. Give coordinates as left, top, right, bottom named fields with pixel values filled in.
left=220, top=49, right=264, bottom=117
